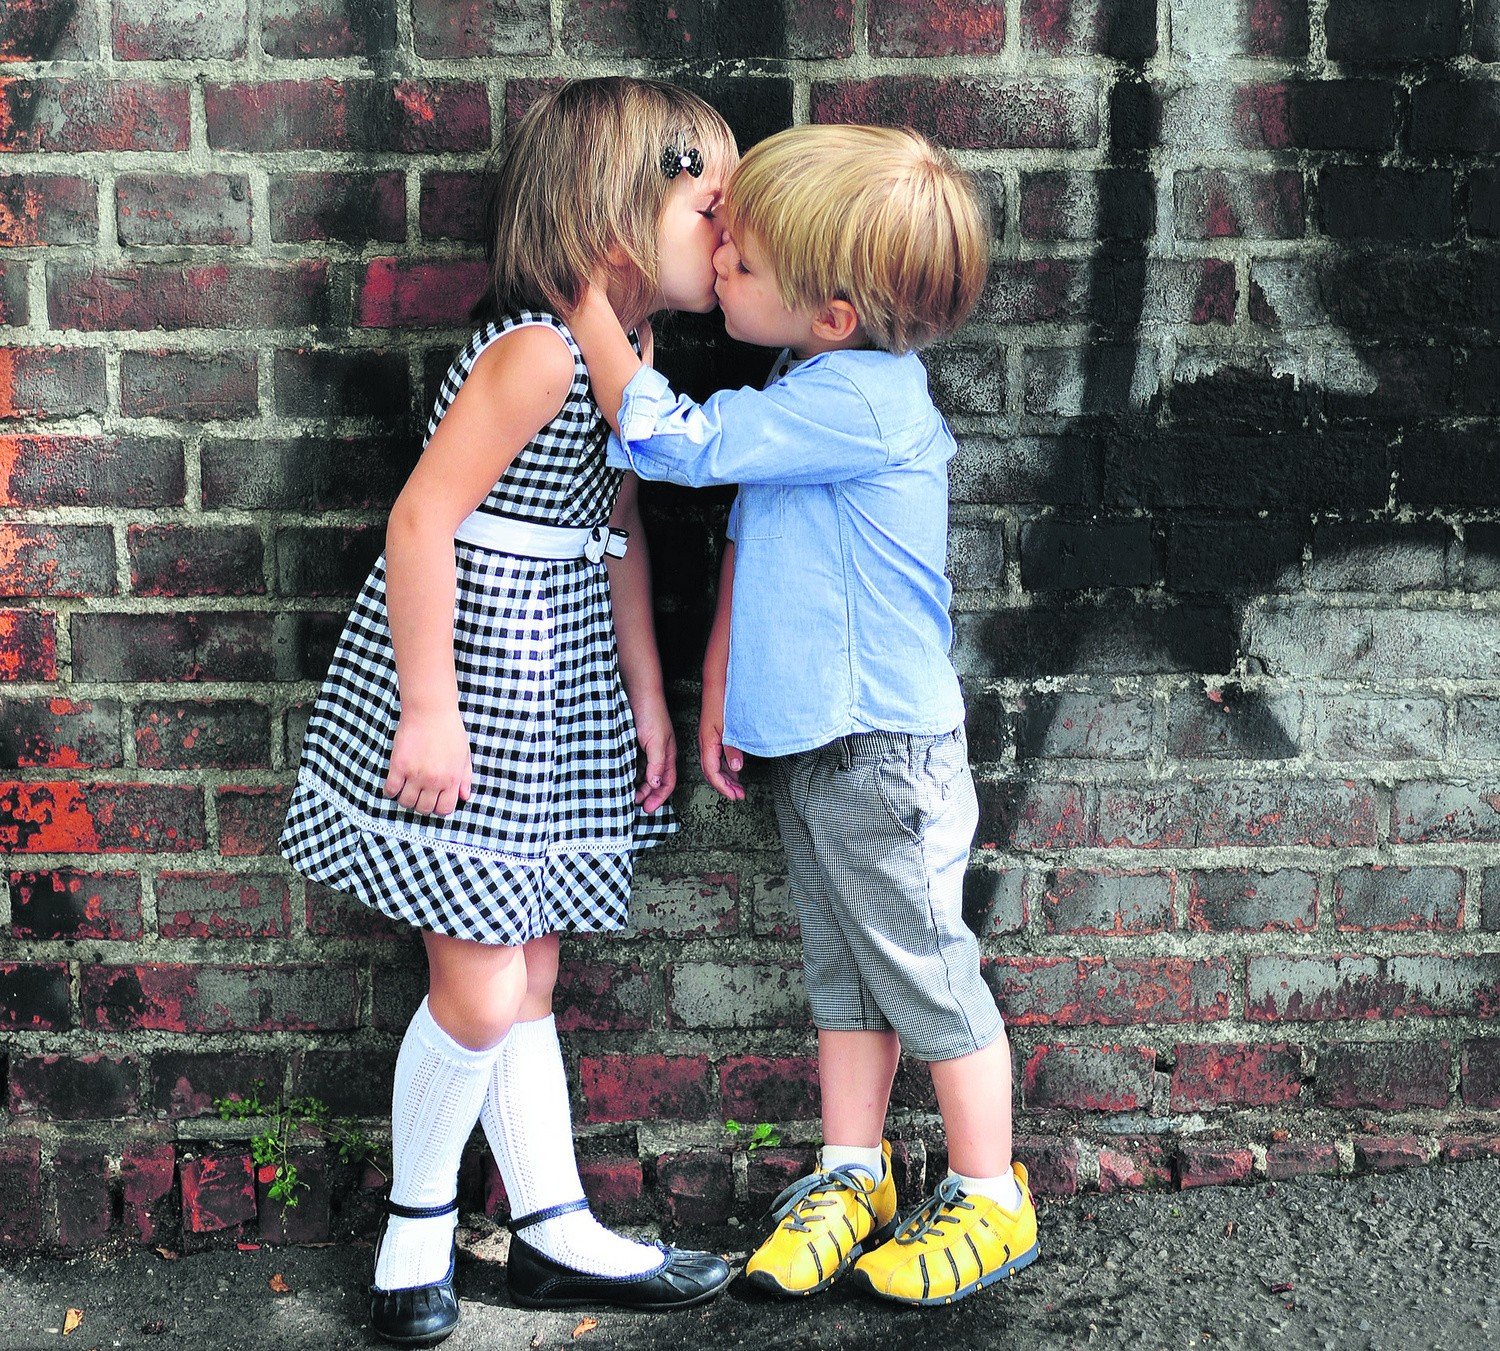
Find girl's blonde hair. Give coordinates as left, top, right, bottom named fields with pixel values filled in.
left=724, top=124, right=990, bottom=353
left=482, top=77, right=737, bottom=324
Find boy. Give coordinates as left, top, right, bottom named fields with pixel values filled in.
left=567, top=123, right=1038, bottom=1306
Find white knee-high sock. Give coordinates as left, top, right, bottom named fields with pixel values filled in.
left=480, top=1013, right=659, bottom=1277
left=374, top=997, right=502, bottom=1291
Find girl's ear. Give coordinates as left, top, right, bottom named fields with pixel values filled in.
left=811, top=298, right=861, bottom=344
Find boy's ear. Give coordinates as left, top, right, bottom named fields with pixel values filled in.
left=811, top=298, right=861, bottom=344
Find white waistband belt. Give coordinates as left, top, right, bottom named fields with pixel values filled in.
left=454, top=512, right=628, bottom=563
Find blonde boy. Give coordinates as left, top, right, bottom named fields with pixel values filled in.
left=569, top=124, right=1038, bottom=1306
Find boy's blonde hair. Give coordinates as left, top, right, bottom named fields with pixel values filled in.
left=724, top=124, right=990, bottom=354
left=483, top=77, right=737, bottom=323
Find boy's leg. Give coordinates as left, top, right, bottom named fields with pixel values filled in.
left=928, top=1032, right=1014, bottom=1179
left=819, top=1028, right=900, bottom=1150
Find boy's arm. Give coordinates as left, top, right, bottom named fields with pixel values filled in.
left=568, top=283, right=644, bottom=437
left=698, top=542, right=744, bottom=801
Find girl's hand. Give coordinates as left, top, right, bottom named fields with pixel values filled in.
left=384, top=708, right=473, bottom=816
left=698, top=689, right=745, bottom=802
left=632, top=697, right=678, bottom=814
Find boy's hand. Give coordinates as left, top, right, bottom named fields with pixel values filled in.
left=385, top=708, right=473, bottom=816
left=698, top=701, right=745, bottom=802
left=633, top=698, right=678, bottom=814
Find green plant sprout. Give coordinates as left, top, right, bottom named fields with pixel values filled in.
left=724, top=1119, right=783, bottom=1151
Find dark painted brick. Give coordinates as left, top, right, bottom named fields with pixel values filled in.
left=1165, top=686, right=1302, bottom=760
left=718, top=1055, right=820, bottom=1122
left=1354, top=1136, right=1428, bottom=1174
left=1392, top=781, right=1500, bottom=844
left=0, top=963, right=72, bottom=1031
left=987, top=956, right=1231, bottom=1027
left=1098, top=780, right=1377, bottom=849
left=273, top=349, right=410, bottom=419
left=554, top=960, right=652, bottom=1032
left=1324, top=348, right=1453, bottom=420
left=1480, top=0, right=1500, bottom=62
left=977, top=259, right=1089, bottom=326
left=150, top=1049, right=283, bottom=1118
left=54, top=1145, right=111, bottom=1250
left=1018, top=0, right=1157, bottom=57
left=205, top=81, right=490, bottom=153
left=8, top=1052, right=139, bottom=1119
left=926, top=346, right=1005, bottom=419
left=1042, top=869, right=1173, bottom=936
left=870, top=0, right=1005, bottom=55
left=48, top=262, right=328, bottom=332
left=269, top=172, right=406, bottom=244
left=1472, top=170, right=1500, bottom=238
left=305, top=882, right=412, bottom=940
left=812, top=78, right=1099, bottom=150
left=1177, top=1144, right=1254, bottom=1189
left=654, top=1150, right=733, bottom=1226
left=116, top=174, right=251, bottom=247
left=120, top=351, right=258, bottom=423
left=0, top=434, right=184, bottom=508
left=1324, top=0, right=1460, bottom=62
left=114, top=0, right=246, bottom=58
left=355, top=258, right=489, bottom=329
left=1316, top=1040, right=1450, bottom=1110
left=1167, top=518, right=1306, bottom=594
left=1015, top=692, right=1152, bottom=761
left=0, top=610, right=56, bottom=680
left=0, top=348, right=107, bottom=420
left=413, top=0, right=549, bottom=56
left=1310, top=696, right=1444, bottom=761
left=965, top=865, right=1028, bottom=937
left=72, top=612, right=288, bottom=682
left=1457, top=349, right=1500, bottom=415
left=2, top=782, right=204, bottom=854
left=1462, top=1039, right=1500, bottom=1109
left=0, top=176, right=97, bottom=247
left=261, top=0, right=398, bottom=57
left=1014, top=1136, right=1081, bottom=1197
left=128, top=524, right=265, bottom=597
left=1171, top=1042, right=1302, bottom=1110
left=563, top=0, right=852, bottom=58
left=293, top=1048, right=399, bottom=1119
left=418, top=171, right=490, bottom=243
left=1186, top=869, right=1318, bottom=934
left=0, top=1141, right=43, bottom=1248
left=157, top=872, right=290, bottom=938
left=1, top=697, right=122, bottom=770
left=9, top=870, right=143, bottom=941
left=1255, top=256, right=1500, bottom=339
left=1334, top=866, right=1464, bottom=933
left=1244, top=81, right=1401, bottom=151
left=216, top=784, right=293, bottom=857
left=1021, top=517, right=1153, bottom=590
left=275, top=526, right=382, bottom=597
left=121, top=1144, right=176, bottom=1244
left=952, top=433, right=1101, bottom=506
left=1265, top=1140, right=1339, bottom=1181
left=1019, top=170, right=1155, bottom=241
left=202, top=436, right=416, bottom=510
left=0, top=525, right=116, bottom=598
left=1175, top=169, right=1304, bottom=239
left=1412, top=81, right=1500, bottom=154
left=257, top=1147, right=331, bottom=1245
left=1021, top=1043, right=1156, bottom=1112
left=1397, top=428, right=1500, bottom=506
left=0, top=0, right=98, bottom=60
left=0, top=80, right=190, bottom=153
left=83, top=963, right=359, bottom=1033
left=1319, top=168, right=1453, bottom=243
left=579, top=1054, right=712, bottom=1124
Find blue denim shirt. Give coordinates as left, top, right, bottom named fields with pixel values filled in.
left=607, top=348, right=965, bottom=759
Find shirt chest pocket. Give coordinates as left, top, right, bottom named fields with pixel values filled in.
left=735, top=486, right=785, bottom=541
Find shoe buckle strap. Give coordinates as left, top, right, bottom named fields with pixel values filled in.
left=509, top=1197, right=591, bottom=1233
left=385, top=1195, right=459, bottom=1220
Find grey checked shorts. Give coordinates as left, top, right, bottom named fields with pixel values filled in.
left=769, top=725, right=1005, bottom=1062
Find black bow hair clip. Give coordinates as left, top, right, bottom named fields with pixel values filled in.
left=660, top=146, right=703, bottom=180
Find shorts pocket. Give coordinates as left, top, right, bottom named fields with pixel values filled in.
left=874, top=752, right=928, bottom=844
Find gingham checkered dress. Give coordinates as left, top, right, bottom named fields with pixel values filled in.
left=279, top=312, right=677, bottom=944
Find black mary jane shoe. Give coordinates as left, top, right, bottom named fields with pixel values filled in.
left=505, top=1199, right=733, bottom=1311
left=369, top=1197, right=462, bottom=1348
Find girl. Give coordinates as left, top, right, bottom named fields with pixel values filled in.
left=279, top=78, right=736, bottom=1347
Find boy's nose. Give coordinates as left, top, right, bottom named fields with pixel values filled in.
left=712, top=242, right=730, bottom=276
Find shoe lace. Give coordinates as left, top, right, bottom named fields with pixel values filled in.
left=766, top=1165, right=880, bottom=1235
left=893, top=1175, right=974, bottom=1246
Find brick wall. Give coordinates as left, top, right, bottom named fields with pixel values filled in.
left=3, top=0, right=1500, bottom=1251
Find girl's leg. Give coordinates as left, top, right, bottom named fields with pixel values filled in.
left=374, top=931, right=526, bottom=1291
left=479, top=933, right=660, bottom=1276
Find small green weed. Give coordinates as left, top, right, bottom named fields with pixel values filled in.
left=724, top=1119, right=782, bottom=1152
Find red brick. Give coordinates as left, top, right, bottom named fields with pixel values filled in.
left=180, top=1151, right=256, bottom=1236
left=71, top=612, right=284, bottom=682
left=554, top=959, right=652, bottom=1032
left=305, top=882, right=411, bottom=940
left=719, top=1055, right=820, bottom=1122
left=1461, top=1039, right=1500, bottom=1109
left=1175, top=169, right=1305, bottom=240
left=120, top=351, right=258, bottom=423
left=261, top=0, right=398, bottom=57
left=0, top=79, right=190, bottom=152
left=0, top=434, right=185, bottom=508
left=419, top=171, right=493, bottom=243
left=135, top=701, right=271, bottom=770
left=746, top=1147, right=820, bottom=1212
left=355, top=258, right=489, bottom=329
left=561, top=1, right=848, bottom=58
left=257, top=1148, right=330, bottom=1245
left=1353, top=1135, right=1428, bottom=1173
left=1264, top=1140, right=1339, bottom=1181
left=974, top=258, right=1088, bottom=326
left=976, top=779, right=1090, bottom=851
left=1442, top=1136, right=1500, bottom=1164
left=1, top=697, right=122, bottom=769
left=1176, top=1143, right=1254, bottom=1188
left=156, top=871, right=290, bottom=938
left=412, top=0, right=550, bottom=56
left=54, top=1145, right=112, bottom=1249
left=121, top=1144, right=176, bottom=1244
left=811, top=78, right=1099, bottom=150
left=1022, top=1043, right=1156, bottom=1111
left=1186, top=869, right=1318, bottom=934
left=0, top=962, right=72, bottom=1030
left=82, top=962, right=359, bottom=1033
left=0, top=524, right=114, bottom=598
left=217, top=785, right=293, bottom=856
left=0, top=176, right=97, bottom=247
left=870, top=0, right=1005, bottom=55
left=987, top=956, right=1232, bottom=1027
left=1334, top=866, right=1464, bottom=933
left=1097, top=780, right=1378, bottom=849
left=0, top=0, right=98, bottom=61
left=151, top=1049, right=283, bottom=1118
left=1013, top=1136, right=1079, bottom=1196
left=1170, top=1043, right=1302, bottom=1110
left=205, top=81, right=490, bottom=153
left=1020, top=170, right=1155, bottom=242
left=654, top=1150, right=732, bottom=1225
left=0, top=609, right=56, bottom=679
left=1096, top=1137, right=1174, bottom=1193
left=579, top=1054, right=712, bottom=1124
left=0, top=1140, right=44, bottom=1248
left=1315, top=1040, right=1450, bottom=1110
left=116, top=174, right=251, bottom=247
left=269, top=171, right=406, bottom=244
left=9, top=870, right=143, bottom=940
left=580, top=1156, right=646, bottom=1223
left=128, top=524, right=264, bottom=596
left=48, top=262, right=329, bottom=331
left=1043, top=869, right=1173, bottom=936
left=8, top=1053, right=139, bottom=1120
left=1, top=781, right=205, bottom=853
left=114, top=0, right=247, bottom=59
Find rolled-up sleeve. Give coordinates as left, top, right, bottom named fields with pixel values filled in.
left=603, top=361, right=889, bottom=487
